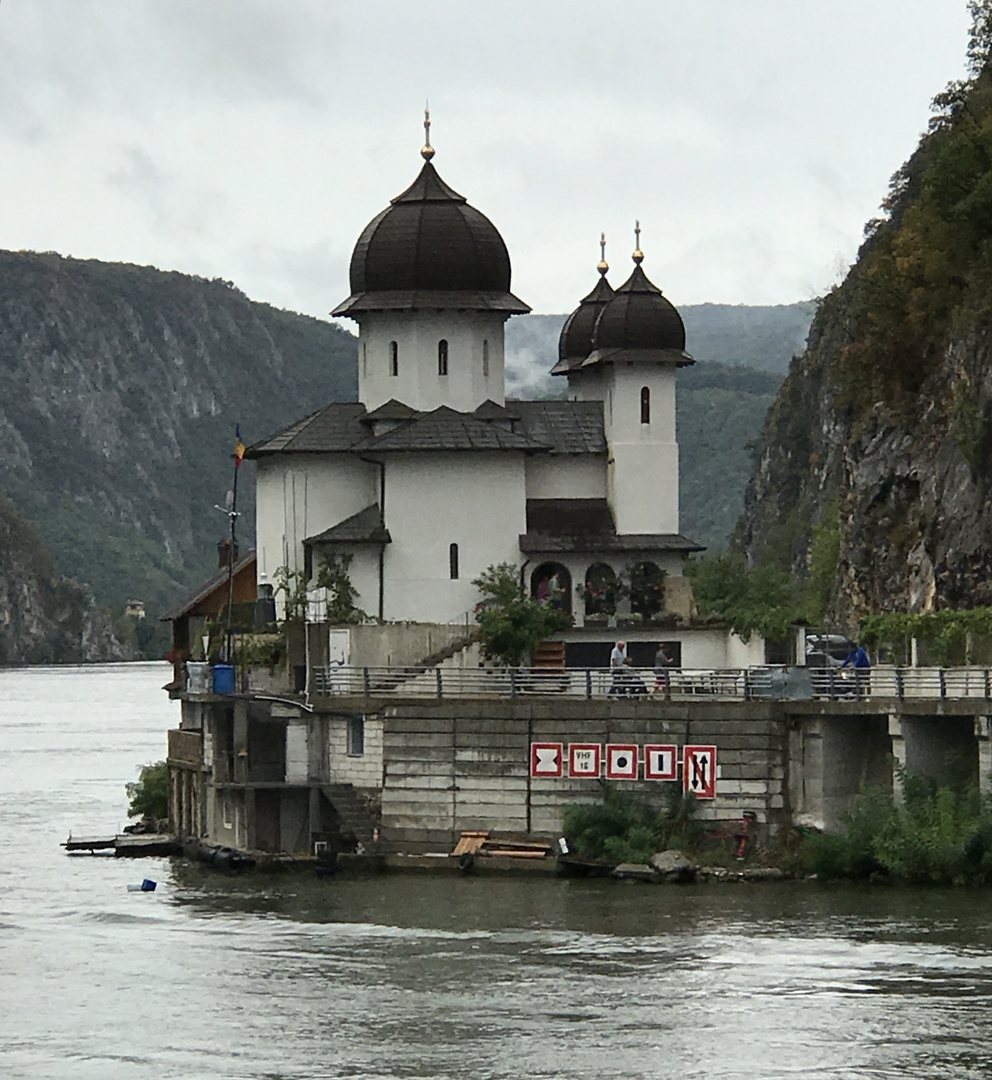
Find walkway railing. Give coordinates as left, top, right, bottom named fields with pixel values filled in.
left=307, top=664, right=992, bottom=702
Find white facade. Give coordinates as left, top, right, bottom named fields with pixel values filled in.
left=358, top=311, right=506, bottom=413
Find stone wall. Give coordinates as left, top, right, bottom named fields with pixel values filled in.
left=376, top=698, right=788, bottom=853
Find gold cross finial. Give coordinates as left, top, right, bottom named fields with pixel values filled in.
left=421, top=103, right=435, bottom=161
left=632, top=220, right=644, bottom=264
left=597, top=232, right=609, bottom=275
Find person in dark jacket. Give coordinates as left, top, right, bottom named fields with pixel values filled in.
left=842, top=643, right=871, bottom=697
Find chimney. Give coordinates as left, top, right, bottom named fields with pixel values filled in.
left=218, top=539, right=239, bottom=569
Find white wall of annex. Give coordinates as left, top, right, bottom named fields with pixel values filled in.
left=382, top=451, right=526, bottom=622
left=358, top=311, right=507, bottom=412
left=255, top=454, right=378, bottom=590
left=524, top=454, right=607, bottom=500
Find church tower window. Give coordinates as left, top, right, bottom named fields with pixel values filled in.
left=389, top=341, right=398, bottom=376
left=362, top=342, right=367, bottom=379
left=449, top=542, right=459, bottom=580
left=482, top=340, right=489, bottom=377
left=438, top=339, right=449, bottom=376
left=640, top=386, right=651, bottom=424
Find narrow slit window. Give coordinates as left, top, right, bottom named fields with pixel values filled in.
left=640, top=386, right=651, bottom=424
left=361, top=342, right=367, bottom=379
left=347, top=715, right=365, bottom=757
left=389, top=341, right=398, bottom=376
left=482, top=339, right=490, bottom=377
left=438, top=339, right=448, bottom=376
left=449, top=542, right=459, bottom=580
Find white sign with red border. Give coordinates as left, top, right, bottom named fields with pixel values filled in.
left=644, top=744, right=678, bottom=781
left=568, top=743, right=602, bottom=778
left=683, top=744, right=717, bottom=799
left=605, top=743, right=639, bottom=780
left=530, top=742, right=563, bottom=778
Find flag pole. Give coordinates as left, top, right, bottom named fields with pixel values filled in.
left=226, top=426, right=246, bottom=663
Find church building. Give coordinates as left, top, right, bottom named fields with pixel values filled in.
left=248, top=119, right=710, bottom=661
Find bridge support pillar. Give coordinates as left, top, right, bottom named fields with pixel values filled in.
left=976, top=716, right=992, bottom=794
left=888, top=714, right=907, bottom=805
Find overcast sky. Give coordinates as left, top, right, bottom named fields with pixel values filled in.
left=0, top=1, right=972, bottom=321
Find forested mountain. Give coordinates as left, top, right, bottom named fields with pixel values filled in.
left=0, top=251, right=356, bottom=642
left=736, top=10, right=992, bottom=627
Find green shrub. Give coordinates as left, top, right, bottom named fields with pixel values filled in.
left=805, top=770, right=992, bottom=886
left=562, top=787, right=698, bottom=863
left=126, top=761, right=169, bottom=820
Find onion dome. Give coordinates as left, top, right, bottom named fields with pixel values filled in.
left=333, top=116, right=529, bottom=317
left=553, top=234, right=614, bottom=375
left=590, top=224, right=689, bottom=359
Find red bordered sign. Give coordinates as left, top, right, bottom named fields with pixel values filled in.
left=683, top=744, right=717, bottom=799
left=644, top=744, right=678, bottom=781
left=605, top=743, right=639, bottom=780
left=530, top=742, right=563, bottom=778
left=568, top=743, right=602, bottom=778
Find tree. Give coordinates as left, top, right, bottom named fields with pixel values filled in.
left=126, top=761, right=169, bottom=820
left=315, top=553, right=368, bottom=624
left=686, top=553, right=802, bottom=642
left=472, top=563, right=572, bottom=666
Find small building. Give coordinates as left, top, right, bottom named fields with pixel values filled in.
left=124, top=599, right=146, bottom=620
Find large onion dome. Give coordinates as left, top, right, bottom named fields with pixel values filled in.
left=333, top=142, right=529, bottom=317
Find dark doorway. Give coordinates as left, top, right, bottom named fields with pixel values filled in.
left=530, top=562, right=572, bottom=613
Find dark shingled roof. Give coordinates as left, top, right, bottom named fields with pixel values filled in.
left=306, top=505, right=391, bottom=545
left=509, top=400, right=606, bottom=454
left=248, top=399, right=606, bottom=457
left=519, top=498, right=704, bottom=554
left=353, top=406, right=550, bottom=452
left=332, top=160, right=529, bottom=317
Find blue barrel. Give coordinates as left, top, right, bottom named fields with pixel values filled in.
left=212, top=663, right=235, bottom=695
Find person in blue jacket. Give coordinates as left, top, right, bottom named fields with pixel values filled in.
left=842, top=643, right=871, bottom=697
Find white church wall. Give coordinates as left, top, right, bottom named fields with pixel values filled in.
left=604, top=363, right=680, bottom=535
left=382, top=451, right=526, bottom=622
left=255, top=454, right=378, bottom=598
left=524, top=454, right=607, bottom=500
left=358, top=311, right=506, bottom=413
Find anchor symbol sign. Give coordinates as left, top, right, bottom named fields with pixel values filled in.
left=682, top=745, right=717, bottom=799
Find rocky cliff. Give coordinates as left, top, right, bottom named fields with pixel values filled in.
left=736, top=43, right=992, bottom=628
left=0, top=498, right=125, bottom=664
left=0, top=251, right=357, bottom=632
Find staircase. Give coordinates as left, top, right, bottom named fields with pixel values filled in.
left=320, top=783, right=377, bottom=847
left=532, top=640, right=566, bottom=671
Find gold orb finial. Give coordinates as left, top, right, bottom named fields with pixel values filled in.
left=632, top=220, right=644, bottom=264
left=421, top=104, right=435, bottom=161
left=597, top=232, right=609, bottom=275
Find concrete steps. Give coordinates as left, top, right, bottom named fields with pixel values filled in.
left=321, top=783, right=377, bottom=846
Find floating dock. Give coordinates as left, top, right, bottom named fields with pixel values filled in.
left=62, top=834, right=180, bottom=857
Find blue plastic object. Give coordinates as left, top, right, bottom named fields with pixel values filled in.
left=212, top=663, right=235, bottom=695
left=141, top=879, right=157, bottom=892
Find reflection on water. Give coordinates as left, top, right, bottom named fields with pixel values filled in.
left=3, top=664, right=992, bottom=1079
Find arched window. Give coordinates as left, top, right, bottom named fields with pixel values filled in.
left=449, top=542, right=459, bottom=580
left=361, top=342, right=367, bottom=379
left=530, top=563, right=572, bottom=614
left=584, top=563, right=618, bottom=617
left=482, top=339, right=490, bottom=377
left=630, top=561, right=665, bottom=618
left=640, top=386, right=651, bottom=424
left=438, top=339, right=448, bottom=376
left=389, top=341, right=398, bottom=377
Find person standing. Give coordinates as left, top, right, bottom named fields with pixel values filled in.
left=609, top=640, right=627, bottom=696
left=652, top=643, right=672, bottom=694
left=842, top=642, right=871, bottom=698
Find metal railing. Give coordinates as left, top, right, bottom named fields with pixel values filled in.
left=307, top=664, right=992, bottom=702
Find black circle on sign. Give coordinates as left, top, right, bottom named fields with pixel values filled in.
left=617, top=755, right=628, bottom=768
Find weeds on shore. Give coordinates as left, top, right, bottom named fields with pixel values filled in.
left=562, top=787, right=700, bottom=864
left=806, top=770, right=992, bottom=886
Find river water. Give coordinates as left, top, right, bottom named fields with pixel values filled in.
left=3, top=663, right=992, bottom=1079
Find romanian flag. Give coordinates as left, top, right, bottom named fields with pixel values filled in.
left=234, top=425, right=246, bottom=469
